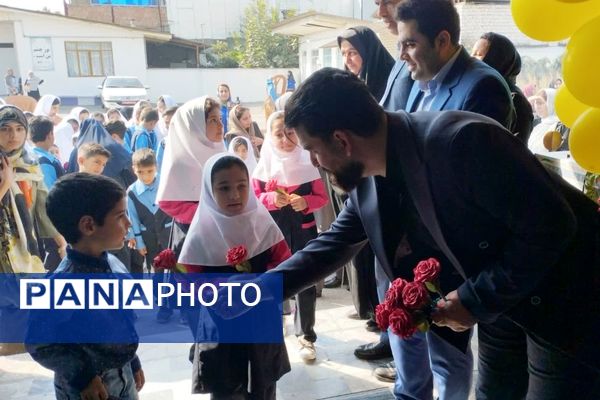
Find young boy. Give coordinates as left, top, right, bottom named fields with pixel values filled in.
left=77, top=142, right=111, bottom=175
left=130, top=108, right=159, bottom=152
left=156, top=105, right=178, bottom=174
left=105, top=120, right=128, bottom=148
left=126, top=148, right=173, bottom=322
left=27, top=172, right=145, bottom=399
left=30, top=115, right=67, bottom=271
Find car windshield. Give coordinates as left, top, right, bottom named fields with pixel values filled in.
left=104, top=78, right=144, bottom=88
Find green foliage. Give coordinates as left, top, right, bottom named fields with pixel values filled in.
left=209, top=0, right=299, bottom=68
left=518, top=56, right=563, bottom=90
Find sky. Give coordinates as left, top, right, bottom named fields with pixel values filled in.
left=0, top=0, right=65, bottom=13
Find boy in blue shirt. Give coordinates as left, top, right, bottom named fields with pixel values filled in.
left=130, top=108, right=159, bottom=152
left=29, top=115, right=66, bottom=271
left=126, top=149, right=174, bottom=322
left=27, top=172, right=145, bottom=399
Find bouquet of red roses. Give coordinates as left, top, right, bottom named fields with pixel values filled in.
left=375, top=258, right=444, bottom=338
left=226, top=245, right=252, bottom=273
left=265, top=179, right=288, bottom=196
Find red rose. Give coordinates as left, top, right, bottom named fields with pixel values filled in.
left=413, top=258, right=441, bottom=283
left=153, top=248, right=177, bottom=269
left=385, top=278, right=408, bottom=307
left=401, top=281, right=431, bottom=310
left=375, top=303, right=392, bottom=331
left=389, top=307, right=417, bottom=339
left=226, top=245, right=248, bottom=265
left=265, top=179, right=279, bottom=193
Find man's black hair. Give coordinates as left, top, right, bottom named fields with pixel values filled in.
left=284, top=68, right=384, bottom=140
left=46, top=173, right=125, bottom=244
left=397, top=0, right=460, bottom=46
left=28, top=116, right=54, bottom=143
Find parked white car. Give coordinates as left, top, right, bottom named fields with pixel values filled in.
left=97, top=76, right=149, bottom=109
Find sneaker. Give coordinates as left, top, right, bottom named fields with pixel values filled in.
left=373, top=361, right=396, bottom=383
left=298, top=337, right=316, bottom=362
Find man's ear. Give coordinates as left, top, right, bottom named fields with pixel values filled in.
left=78, top=215, right=96, bottom=237
left=332, top=129, right=352, bottom=157
left=435, top=30, right=451, bottom=52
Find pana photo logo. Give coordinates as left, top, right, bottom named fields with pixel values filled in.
left=20, top=279, right=262, bottom=310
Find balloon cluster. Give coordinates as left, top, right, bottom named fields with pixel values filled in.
left=512, top=0, right=600, bottom=172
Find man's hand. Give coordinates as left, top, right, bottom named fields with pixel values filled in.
left=80, top=376, right=108, bottom=400
left=431, top=290, right=476, bottom=332
left=134, top=368, right=145, bottom=392
left=289, top=194, right=308, bottom=212
left=274, top=192, right=290, bottom=208
left=127, top=239, right=137, bottom=249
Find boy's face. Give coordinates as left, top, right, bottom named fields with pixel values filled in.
left=78, top=155, right=108, bottom=175
left=234, top=145, right=248, bottom=161
left=79, top=111, right=90, bottom=122
left=212, top=165, right=249, bottom=216
left=205, top=108, right=224, bottom=143
left=111, top=134, right=124, bottom=145
left=143, top=120, right=158, bottom=132
left=133, top=164, right=157, bottom=185
left=83, top=197, right=131, bottom=251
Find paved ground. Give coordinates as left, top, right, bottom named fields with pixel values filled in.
left=0, top=285, right=478, bottom=399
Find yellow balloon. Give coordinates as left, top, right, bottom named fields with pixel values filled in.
left=555, top=85, right=590, bottom=127
left=569, top=108, right=600, bottom=173
left=511, top=0, right=600, bottom=41
left=563, top=15, right=600, bottom=107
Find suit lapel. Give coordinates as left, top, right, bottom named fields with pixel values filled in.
left=430, top=48, right=470, bottom=111
left=380, top=60, right=402, bottom=106
left=405, top=82, right=421, bottom=112
left=353, top=179, right=394, bottom=279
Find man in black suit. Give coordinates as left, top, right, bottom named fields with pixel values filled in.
left=273, top=67, right=600, bottom=399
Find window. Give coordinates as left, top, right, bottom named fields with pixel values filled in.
left=65, top=41, right=114, bottom=77
left=322, top=48, right=332, bottom=67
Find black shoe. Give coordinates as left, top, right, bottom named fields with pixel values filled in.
left=324, top=276, right=342, bottom=288
left=365, top=318, right=380, bottom=332
left=374, top=361, right=396, bottom=383
left=354, top=341, right=392, bottom=360
left=156, top=308, right=173, bottom=324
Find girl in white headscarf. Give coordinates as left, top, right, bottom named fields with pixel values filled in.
left=528, top=88, right=562, bottom=154
left=68, top=107, right=90, bottom=123
left=225, top=105, right=263, bottom=157
left=155, top=95, right=177, bottom=143
left=228, top=136, right=257, bottom=175
left=252, top=110, right=328, bottom=362
left=157, top=96, right=225, bottom=225
left=34, top=95, right=74, bottom=163
left=179, top=152, right=291, bottom=399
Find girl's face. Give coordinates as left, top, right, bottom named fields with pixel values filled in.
left=212, top=164, right=249, bottom=216
left=239, top=111, right=252, bottom=130
left=107, top=111, right=120, bottom=122
left=531, top=96, right=549, bottom=118
left=271, top=118, right=297, bottom=153
left=50, top=104, right=60, bottom=117
left=79, top=111, right=90, bottom=122
left=234, top=144, right=248, bottom=160
left=218, top=86, right=230, bottom=102
left=157, top=100, right=166, bottom=116
left=205, top=107, right=224, bottom=143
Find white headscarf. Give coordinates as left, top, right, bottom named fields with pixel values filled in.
left=156, top=95, right=178, bottom=142
left=53, top=122, right=75, bottom=163
left=68, top=107, right=89, bottom=122
left=156, top=96, right=225, bottom=202
left=179, top=153, right=284, bottom=266
left=228, top=136, right=257, bottom=176
left=528, top=88, right=560, bottom=154
left=33, top=94, right=59, bottom=116
left=542, top=88, right=557, bottom=117
left=253, top=111, right=321, bottom=186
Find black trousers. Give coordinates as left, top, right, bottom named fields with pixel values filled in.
left=477, top=316, right=600, bottom=400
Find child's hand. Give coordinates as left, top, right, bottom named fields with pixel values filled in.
left=289, top=194, right=308, bottom=212
left=80, top=375, right=108, bottom=400
left=134, top=368, right=145, bottom=392
left=274, top=192, right=290, bottom=208
left=127, top=239, right=136, bottom=249
left=138, top=248, right=148, bottom=256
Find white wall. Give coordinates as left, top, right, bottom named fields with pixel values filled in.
left=167, top=0, right=377, bottom=40
left=145, top=67, right=300, bottom=103
left=2, top=9, right=148, bottom=99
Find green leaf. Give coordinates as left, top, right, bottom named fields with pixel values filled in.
left=416, top=321, right=430, bottom=333
left=425, top=281, right=437, bottom=292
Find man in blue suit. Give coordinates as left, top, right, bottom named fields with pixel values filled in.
left=357, top=0, right=515, bottom=396
left=274, top=67, right=600, bottom=400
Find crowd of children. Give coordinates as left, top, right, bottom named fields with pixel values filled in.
left=0, top=81, right=328, bottom=399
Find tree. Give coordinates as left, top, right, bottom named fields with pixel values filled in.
left=209, top=0, right=299, bottom=68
